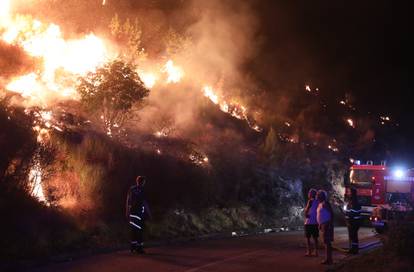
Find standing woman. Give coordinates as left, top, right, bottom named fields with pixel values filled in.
left=345, top=187, right=362, bottom=254
left=304, top=188, right=319, bottom=256
left=317, top=190, right=334, bottom=265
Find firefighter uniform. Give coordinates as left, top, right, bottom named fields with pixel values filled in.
left=345, top=201, right=362, bottom=254
left=126, top=184, right=148, bottom=253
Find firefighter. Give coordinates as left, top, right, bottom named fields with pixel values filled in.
left=126, top=175, right=151, bottom=254
left=344, top=187, right=362, bottom=254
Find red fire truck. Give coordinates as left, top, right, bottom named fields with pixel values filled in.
left=345, top=160, right=414, bottom=233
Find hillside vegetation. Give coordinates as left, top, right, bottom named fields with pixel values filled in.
left=0, top=97, right=346, bottom=260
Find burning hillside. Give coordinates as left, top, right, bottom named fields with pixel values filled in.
left=0, top=0, right=261, bottom=127
left=1, top=0, right=407, bottom=262
left=0, top=0, right=266, bottom=204
left=0, top=0, right=402, bottom=207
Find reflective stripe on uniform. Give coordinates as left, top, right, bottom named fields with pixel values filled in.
left=130, top=214, right=142, bottom=220
left=349, top=209, right=362, bottom=213
left=129, top=221, right=142, bottom=229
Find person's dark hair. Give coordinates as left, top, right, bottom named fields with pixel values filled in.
left=136, top=175, right=146, bottom=185
left=308, top=188, right=317, bottom=199
left=317, top=190, right=328, bottom=201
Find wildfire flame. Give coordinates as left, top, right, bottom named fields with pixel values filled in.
left=29, top=162, right=48, bottom=204
left=1, top=13, right=108, bottom=105
left=203, top=85, right=262, bottom=132
left=203, top=86, right=219, bottom=104
left=163, top=60, right=183, bottom=83
left=1, top=0, right=263, bottom=154
left=346, top=118, right=355, bottom=128
left=138, top=71, right=157, bottom=89
left=1, top=2, right=261, bottom=133
left=0, top=0, right=11, bottom=26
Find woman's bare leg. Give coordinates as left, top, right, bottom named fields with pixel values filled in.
left=313, top=237, right=318, bottom=256
left=306, top=237, right=312, bottom=255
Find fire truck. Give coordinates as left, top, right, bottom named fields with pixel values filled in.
left=344, top=160, right=414, bottom=233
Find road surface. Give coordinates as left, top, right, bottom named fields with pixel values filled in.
left=34, top=227, right=379, bottom=272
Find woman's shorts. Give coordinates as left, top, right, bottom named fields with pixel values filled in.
left=304, top=224, right=319, bottom=238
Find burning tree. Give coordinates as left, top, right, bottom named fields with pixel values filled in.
left=109, top=14, right=147, bottom=63
left=77, top=59, right=150, bottom=136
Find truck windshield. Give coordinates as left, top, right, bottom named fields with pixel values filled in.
left=350, top=169, right=374, bottom=187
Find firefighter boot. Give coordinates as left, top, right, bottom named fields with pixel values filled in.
left=136, top=246, right=145, bottom=254
left=351, top=244, right=359, bottom=254
left=348, top=244, right=359, bottom=255
left=130, top=241, right=138, bottom=253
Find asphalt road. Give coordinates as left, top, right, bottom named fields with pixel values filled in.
left=34, top=227, right=379, bottom=272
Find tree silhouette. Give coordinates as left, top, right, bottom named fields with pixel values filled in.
left=77, top=59, right=150, bottom=136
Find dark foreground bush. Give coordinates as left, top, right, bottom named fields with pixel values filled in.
left=382, top=221, right=414, bottom=260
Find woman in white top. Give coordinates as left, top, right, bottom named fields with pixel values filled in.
left=317, top=190, right=334, bottom=265
left=304, top=188, right=319, bottom=256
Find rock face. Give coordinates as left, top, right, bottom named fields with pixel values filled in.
left=249, top=166, right=305, bottom=227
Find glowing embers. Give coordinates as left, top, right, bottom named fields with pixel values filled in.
left=328, top=144, right=339, bottom=152
left=346, top=118, right=355, bottom=128
left=380, top=116, right=391, bottom=125
left=154, top=129, right=169, bottom=138
left=189, top=153, right=209, bottom=166
left=305, top=84, right=319, bottom=93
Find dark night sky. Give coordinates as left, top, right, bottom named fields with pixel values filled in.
left=252, top=0, right=413, bottom=162
left=256, top=1, right=410, bottom=109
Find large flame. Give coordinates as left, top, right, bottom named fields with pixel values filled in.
left=1, top=13, right=108, bottom=105
left=0, top=0, right=11, bottom=26
left=163, top=60, right=183, bottom=83
left=137, top=70, right=158, bottom=89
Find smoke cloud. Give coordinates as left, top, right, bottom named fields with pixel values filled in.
left=0, top=41, right=36, bottom=81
